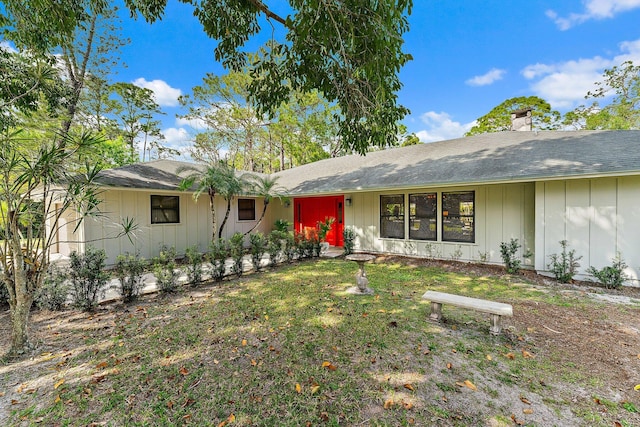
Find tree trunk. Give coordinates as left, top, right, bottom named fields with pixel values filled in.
left=8, top=242, right=35, bottom=355
left=209, top=192, right=217, bottom=242
left=9, top=291, right=34, bottom=355
left=218, top=199, right=232, bottom=239
left=244, top=201, right=269, bottom=236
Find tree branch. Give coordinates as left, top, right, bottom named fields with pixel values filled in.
left=247, top=0, right=288, bottom=27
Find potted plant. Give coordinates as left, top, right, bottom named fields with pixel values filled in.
left=317, top=217, right=335, bottom=254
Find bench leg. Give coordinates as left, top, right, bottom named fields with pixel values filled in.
left=429, top=302, right=442, bottom=322
left=489, top=314, right=502, bottom=335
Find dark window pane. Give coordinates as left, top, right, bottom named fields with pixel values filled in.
left=151, top=195, right=180, bottom=224
left=409, top=193, right=437, bottom=240
left=380, top=195, right=405, bottom=239
left=238, top=198, right=256, bottom=221
left=442, top=192, right=474, bottom=243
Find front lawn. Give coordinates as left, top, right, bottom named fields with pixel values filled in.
left=1, top=257, right=639, bottom=426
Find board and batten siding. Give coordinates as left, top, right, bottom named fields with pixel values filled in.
left=83, top=189, right=268, bottom=265
left=343, top=183, right=535, bottom=265
left=535, top=176, right=640, bottom=285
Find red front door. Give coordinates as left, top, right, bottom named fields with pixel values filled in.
left=294, top=196, right=344, bottom=247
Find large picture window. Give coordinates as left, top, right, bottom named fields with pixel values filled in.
left=442, top=191, right=474, bottom=243
left=409, top=193, right=437, bottom=240
left=238, top=198, right=256, bottom=221
left=380, top=195, right=405, bottom=239
left=151, top=195, right=180, bottom=224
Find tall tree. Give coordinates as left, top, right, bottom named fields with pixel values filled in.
left=568, top=61, right=640, bottom=130
left=465, top=96, right=561, bottom=136
left=123, top=0, right=412, bottom=154
left=112, top=82, right=164, bottom=158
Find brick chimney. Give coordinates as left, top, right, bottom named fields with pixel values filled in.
left=510, top=108, right=532, bottom=131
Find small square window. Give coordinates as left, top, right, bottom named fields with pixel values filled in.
left=238, top=198, right=256, bottom=221
left=151, top=195, right=180, bottom=224
left=409, top=193, right=437, bottom=240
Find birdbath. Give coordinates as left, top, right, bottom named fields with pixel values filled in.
left=345, top=254, right=376, bottom=295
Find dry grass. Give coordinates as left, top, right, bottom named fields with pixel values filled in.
left=1, top=257, right=639, bottom=426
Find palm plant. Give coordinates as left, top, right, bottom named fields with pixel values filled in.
left=244, top=175, right=287, bottom=236
left=217, top=168, right=253, bottom=239
left=177, top=160, right=229, bottom=242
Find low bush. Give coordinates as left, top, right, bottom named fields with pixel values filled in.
left=69, top=247, right=109, bottom=311
left=499, top=238, right=531, bottom=274
left=547, top=240, right=582, bottom=283
left=229, top=232, right=245, bottom=277
left=115, top=252, right=147, bottom=303
left=267, top=230, right=286, bottom=266
left=209, top=238, right=230, bottom=282
left=343, top=228, right=356, bottom=256
left=249, top=232, right=267, bottom=271
left=35, top=265, right=69, bottom=311
left=587, top=253, right=628, bottom=289
left=185, top=245, right=205, bottom=286
left=152, top=245, right=180, bottom=293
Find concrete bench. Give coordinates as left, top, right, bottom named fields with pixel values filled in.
left=422, top=290, right=513, bottom=335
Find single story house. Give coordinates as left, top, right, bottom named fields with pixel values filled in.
left=51, top=130, right=640, bottom=285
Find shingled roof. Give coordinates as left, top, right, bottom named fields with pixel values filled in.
left=94, top=131, right=640, bottom=195
left=273, top=130, right=640, bottom=195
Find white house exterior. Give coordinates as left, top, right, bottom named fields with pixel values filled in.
left=51, top=130, right=640, bottom=285
left=272, top=130, right=640, bottom=285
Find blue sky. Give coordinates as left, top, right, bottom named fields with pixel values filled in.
left=115, top=0, right=640, bottom=154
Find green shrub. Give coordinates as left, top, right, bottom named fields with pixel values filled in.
left=274, top=219, right=291, bottom=233
left=185, top=245, right=204, bottom=286
left=35, top=265, right=69, bottom=311
left=284, top=233, right=297, bottom=263
left=115, top=252, right=147, bottom=303
left=547, top=240, right=582, bottom=283
left=587, top=253, right=628, bottom=289
left=249, top=232, right=268, bottom=271
left=267, top=230, right=286, bottom=266
left=499, top=238, right=531, bottom=274
left=69, top=247, right=109, bottom=311
left=152, top=245, right=179, bottom=293
left=343, top=228, right=356, bottom=256
left=229, top=232, right=245, bottom=277
left=209, top=238, right=230, bottom=282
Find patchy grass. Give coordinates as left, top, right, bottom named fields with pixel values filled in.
left=2, top=258, right=639, bottom=426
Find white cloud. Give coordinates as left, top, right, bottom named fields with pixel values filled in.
left=132, top=78, right=182, bottom=107
left=0, top=41, right=17, bottom=53
left=521, top=38, right=640, bottom=108
left=176, top=116, right=209, bottom=130
left=414, top=111, right=475, bottom=143
left=547, top=0, right=640, bottom=30
left=162, top=127, right=192, bottom=158
left=465, top=68, right=506, bottom=86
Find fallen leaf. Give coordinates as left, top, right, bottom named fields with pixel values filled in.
left=403, top=401, right=414, bottom=410
left=11, top=399, right=19, bottom=405
left=520, top=396, right=531, bottom=405
left=311, top=384, right=321, bottom=394
left=214, top=359, right=219, bottom=364
left=463, top=380, right=477, bottom=391
left=167, top=401, right=174, bottom=409
left=614, top=422, right=623, bottom=427
left=383, top=399, right=394, bottom=409
left=403, top=383, right=415, bottom=391
left=251, top=359, right=257, bottom=366
left=53, top=379, right=65, bottom=389
left=522, top=350, right=535, bottom=359
left=635, top=384, right=640, bottom=391
left=320, top=412, right=329, bottom=421
left=180, top=367, right=189, bottom=376
left=523, top=408, right=533, bottom=414
left=505, top=352, right=516, bottom=360
left=96, top=361, right=108, bottom=370
left=54, top=395, right=61, bottom=403
left=264, top=315, right=269, bottom=320
left=295, top=383, right=302, bottom=393
left=485, top=355, right=492, bottom=361
left=241, top=339, right=247, bottom=346
left=510, top=414, right=524, bottom=425
left=321, top=361, right=337, bottom=371
left=446, top=363, right=452, bottom=369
